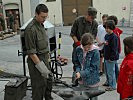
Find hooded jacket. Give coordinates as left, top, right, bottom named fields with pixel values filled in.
left=117, top=53, right=133, bottom=99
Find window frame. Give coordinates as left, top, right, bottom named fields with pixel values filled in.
left=46, top=0, right=56, bottom=2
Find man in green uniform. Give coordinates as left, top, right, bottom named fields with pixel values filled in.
left=70, top=7, right=98, bottom=85
left=24, top=4, right=53, bottom=100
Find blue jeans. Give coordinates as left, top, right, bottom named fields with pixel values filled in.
left=115, top=62, right=119, bottom=81
left=105, top=60, right=117, bottom=89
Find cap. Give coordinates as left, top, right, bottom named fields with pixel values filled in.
left=88, top=7, right=97, bottom=18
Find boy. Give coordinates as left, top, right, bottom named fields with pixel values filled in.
left=104, top=20, right=119, bottom=91
left=107, top=15, right=123, bottom=81
left=96, top=14, right=108, bottom=75
left=117, top=36, right=133, bottom=100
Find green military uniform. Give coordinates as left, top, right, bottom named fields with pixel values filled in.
left=70, top=16, right=98, bottom=46
left=24, top=17, right=53, bottom=100
left=70, top=6, right=98, bottom=48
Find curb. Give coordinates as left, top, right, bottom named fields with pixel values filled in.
left=0, top=32, right=17, bottom=40
left=0, top=70, right=26, bottom=78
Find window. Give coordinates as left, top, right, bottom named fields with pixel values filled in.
left=46, top=0, right=56, bottom=2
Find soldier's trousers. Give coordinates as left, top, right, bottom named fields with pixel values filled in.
left=27, top=53, right=53, bottom=100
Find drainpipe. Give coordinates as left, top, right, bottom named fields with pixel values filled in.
left=0, top=0, right=6, bottom=30
left=20, top=0, right=24, bottom=26
left=130, top=0, right=133, bottom=27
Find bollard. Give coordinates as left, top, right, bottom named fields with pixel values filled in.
left=58, top=32, right=62, bottom=57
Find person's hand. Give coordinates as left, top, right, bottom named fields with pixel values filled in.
left=75, top=41, right=81, bottom=46
left=104, top=41, right=108, bottom=45
left=76, top=72, right=80, bottom=79
left=35, top=61, right=51, bottom=78
left=108, top=60, right=114, bottom=62
left=98, top=42, right=104, bottom=46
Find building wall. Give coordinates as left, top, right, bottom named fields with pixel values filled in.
left=129, top=0, right=133, bottom=27
left=41, top=0, right=131, bottom=26
left=30, top=0, right=39, bottom=17
left=1, top=0, right=32, bottom=29
left=2, top=0, right=21, bottom=28
left=62, top=0, right=92, bottom=25
left=2, top=0, right=132, bottom=27
left=2, top=0, right=31, bottom=26
left=40, top=0, right=63, bottom=26
left=2, top=0, right=20, bottom=7
left=93, top=0, right=131, bottom=26
left=22, top=0, right=31, bottom=24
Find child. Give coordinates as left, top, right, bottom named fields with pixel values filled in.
left=117, top=36, right=133, bottom=100
left=74, top=33, right=100, bottom=100
left=107, top=15, right=123, bottom=81
left=96, top=14, right=108, bottom=76
left=104, top=20, right=119, bottom=91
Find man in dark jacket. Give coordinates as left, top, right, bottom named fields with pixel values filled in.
left=70, top=7, right=98, bottom=84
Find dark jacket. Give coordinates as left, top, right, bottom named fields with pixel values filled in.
left=70, top=16, right=98, bottom=47
left=104, top=33, right=119, bottom=61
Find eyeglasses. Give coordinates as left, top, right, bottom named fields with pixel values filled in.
left=42, top=16, right=48, bottom=19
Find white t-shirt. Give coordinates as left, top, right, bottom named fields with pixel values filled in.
left=97, top=24, right=107, bottom=50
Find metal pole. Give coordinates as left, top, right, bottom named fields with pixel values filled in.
left=23, top=54, right=26, bottom=76
left=0, top=0, right=6, bottom=30
left=58, top=32, right=61, bottom=56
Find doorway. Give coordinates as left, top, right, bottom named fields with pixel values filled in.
left=62, top=0, right=92, bottom=25
left=5, top=9, right=20, bottom=31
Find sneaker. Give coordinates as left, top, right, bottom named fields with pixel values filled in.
left=105, top=87, right=116, bottom=91
left=102, top=83, right=109, bottom=86
left=99, top=72, right=103, bottom=76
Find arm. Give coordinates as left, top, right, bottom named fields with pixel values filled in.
left=70, top=19, right=81, bottom=46
left=24, top=28, right=41, bottom=64
left=92, top=20, right=98, bottom=39
left=71, top=35, right=79, bottom=43
left=121, top=65, right=133, bottom=99
left=73, top=48, right=81, bottom=72
left=115, top=27, right=123, bottom=36
left=79, top=50, right=100, bottom=78
left=29, top=54, right=40, bottom=64
left=110, top=35, right=118, bottom=61
left=96, top=26, right=105, bottom=46
left=96, top=36, right=100, bottom=44
left=96, top=36, right=104, bottom=46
